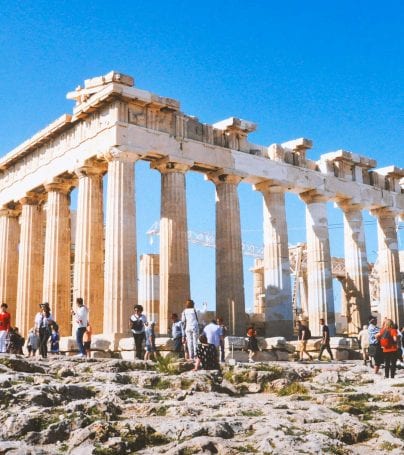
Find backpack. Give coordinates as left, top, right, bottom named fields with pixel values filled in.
left=380, top=329, right=393, bottom=348
left=305, top=328, right=312, bottom=340
left=131, top=317, right=144, bottom=332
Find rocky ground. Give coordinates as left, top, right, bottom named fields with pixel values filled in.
left=0, top=355, right=403, bottom=454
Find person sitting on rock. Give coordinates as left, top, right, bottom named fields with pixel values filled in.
left=246, top=327, right=259, bottom=363
left=193, top=334, right=219, bottom=371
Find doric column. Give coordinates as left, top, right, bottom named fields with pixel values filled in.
left=251, top=258, right=264, bottom=314
left=42, top=179, right=73, bottom=336
left=103, top=150, right=139, bottom=337
left=73, top=163, right=106, bottom=334
left=0, top=205, right=20, bottom=325
left=16, top=194, right=44, bottom=336
left=254, top=182, right=293, bottom=338
left=300, top=191, right=335, bottom=336
left=371, top=208, right=403, bottom=326
left=139, top=254, right=160, bottom=332
left=151, top=158, right=191, bottom=334
left=337, top=201, right=371, bottom=334
left=207, top=171, right=245, bottom=335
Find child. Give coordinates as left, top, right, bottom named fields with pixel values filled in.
left=247, top=327, right=259, bottom=363
left=144, top=321, right=157, bottom=361
left=83, top=322, right=92, bottom=359
left=27, top=328, right=39, bottom=357
left=50, top=326, right=60, bottom=354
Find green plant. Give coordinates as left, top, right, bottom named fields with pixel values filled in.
left=277, top=382, right=308, bottom=396
left=154, top=355, right=180, bottom=374
left=241, top=409, right=264, bottom=417
left=235, top=444, right=258, bottom=453
left=380, top=441, right=399, bottom=451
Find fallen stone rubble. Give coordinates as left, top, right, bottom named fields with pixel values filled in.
left=0, top=355, right=403, bottom=454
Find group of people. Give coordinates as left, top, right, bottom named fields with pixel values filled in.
left=359, top=316, right=403, bottom=379
left=129, top=299, right=227, bottom=370
left=0, top=297, right=93, bottom=359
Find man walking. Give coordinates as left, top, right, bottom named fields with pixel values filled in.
left=297, top=320, right=313, bottom=361
left=318, top=318, right=334, bottom=361
left=72, top=297, right=88, bottom=357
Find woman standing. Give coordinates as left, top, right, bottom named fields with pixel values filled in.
left=377, top=319, right=398, bottom=379
left=130, top=304, right=147, bottom=360
left=181, top=299, right=199, bottom=360
left=34, top=303, right=54, bottom=359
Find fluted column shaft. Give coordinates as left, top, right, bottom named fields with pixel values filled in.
left=339, top=203, right=371, bottom=334
left=74, top=165, right=105, bottom=334
left=372, top=208, right=403, bottom=325
left=153, top=161, right=190, bottom=334
left=251, top=258, right=264, bottom=314
left=301, top=192, right=335, bottom=336
left=209, top=173, right=245, bottom=335
left=103, top=151, right=138, bottom=335
left=42, top=180, right=72, bottom=335
left=16, top=195, right=44, bottom=336
left=0, top=208, right=20, bottom=325
left=256, top=183, right=293, bottom=337
left=139, top=254, right=160, bottom=332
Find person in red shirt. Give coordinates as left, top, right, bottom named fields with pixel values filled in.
left=377, top=318, right=398, bottom=379
left=0, top=303, right=11, bottom=353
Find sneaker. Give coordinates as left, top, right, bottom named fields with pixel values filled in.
left=74, top=353, right=84, bottom=358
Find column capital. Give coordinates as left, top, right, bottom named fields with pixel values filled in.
left=44, top=177, right=75, bottom=194
left=151, top=156, right=193, bottom=174
left=299, top=189, right=328, bottom=204
left=205, top=169, right=246, bottom=185
left=253, top=180, right=285, bottom=194
left=335, top=198, right=364, bottom=212
left=103, top=147, right=141, bottom=164
left=19, top=192, right=45, bottom=206
left=0, top=207, right=20, bottom=218
left=75, top=162, right=108, bottom=178
left=370, top=206, right=396, bottom=219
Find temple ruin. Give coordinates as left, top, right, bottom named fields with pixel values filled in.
left=0, top=71, right=403, bottom=346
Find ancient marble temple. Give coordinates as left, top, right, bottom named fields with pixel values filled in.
left=0, top=71, right=403, bottom=344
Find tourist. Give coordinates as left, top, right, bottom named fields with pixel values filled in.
left=181, top=299, right=199, bottom=360
left=377, top=319, right=398, bottom=379
left=6, top=327, right=24, bottom=354
left=26, top=328, right=39, bottom=357
left=50, top=326, right=60, bottom=354
left=318, top=318, right=334, bottom=361
left=368, top=315, right=383, bottom=374
left=397, top=326, right=404, bottom=368
left=216, top=317, right=227, bottom=363
left=246, top=327, right=259, bottom=363
left=71, top=297, right=88, bottom=358
left=130, top=304, right=147, bottom=360
left=0, top=303, right=11, bottom=353
left=35, top=303, right=54, bottom=359
left=297, top=320, right=313, bottom=361
left=144, top=320, right=157, bottom=361
left=83, top=322, right=92, bottom=359
left=203, top=319, right=221, bottom=350
left=358, top=324, right=371, bottom=366
left=192, top=334, right=220, bottom=371
left=171, top=313, right=184, bottom=358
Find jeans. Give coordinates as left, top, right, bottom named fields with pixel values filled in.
left=133, top=332, right=145, bottom=359
left=318, top=342, right=333, bottom=360
left=76, top=326, right=87, bottom=355
left=39, top=327, right=50, bottom=358
left=384, top=351, right=397, bottom=378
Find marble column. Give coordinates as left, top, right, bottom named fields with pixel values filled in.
left=371, top=208, right=403, bottom=326
left=208, top=172, right=245, bottom=336
left=300, top=191, right=335, bottom=336
left=139, top=254, right=160, bottom=332
left=251, top=258, right=264, bottom=314
left=16, top=194, right=44, bottom=336
left=73, top=164, right=106, bottom=334
left=255, top=183, right=293, bottom=338
left=103, top=151, right=139, bottom=338
left=0, top=206, right=20, bottom=325
left=338, top=201, right=371, bottom=334
left=152, top=159, right=191, bottom=335
left=42, top=179, right=72, bottom=336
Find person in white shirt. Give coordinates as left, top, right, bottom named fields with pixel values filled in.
left=71, top=297, right=88, bottom=357
left=130, top=304, right=147, bottom=360
left=181, top=299, right=199, bottom=359
left=203, top=320, right=221, bottom=348
left=358, top=324, right=371, bottom=366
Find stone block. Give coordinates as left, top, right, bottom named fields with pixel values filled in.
left=91, top=351, right=111, bottom=359
left=120, top=350, right=137, bottom=361
left=333, top=349, right=350, bottom=361
left=262, top=337, right=287, bottom=349
left=330, top=337, right=350, bottom=348
left=119, top=337, right=136, bottom=351
left=275, top=350, right=290, bottom=361
left=91, top=336, right=112, bottom=351
left=59, top=337, right=78, bottom=352
left=224, top=350, right=249, bottom=363
left=224, top=336, right=247, bottom=350
left=155, top=337, right=175, bottom=350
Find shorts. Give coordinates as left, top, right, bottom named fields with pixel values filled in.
left=145, top=344, right=156, bottom=353
left=83, top=341, right=91, bottom=350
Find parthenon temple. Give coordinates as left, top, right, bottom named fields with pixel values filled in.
left=0, top=71, right=403, bottom=346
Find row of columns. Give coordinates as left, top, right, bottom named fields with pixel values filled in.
left=0, top=151, right=402, bottom=339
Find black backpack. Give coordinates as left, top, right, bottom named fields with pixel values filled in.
left=131, top=317, right=144, bottom=332
left=305, top=328, right=312, bottom=340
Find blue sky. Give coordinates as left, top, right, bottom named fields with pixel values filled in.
left=0, top=1, right=403, bottom=313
